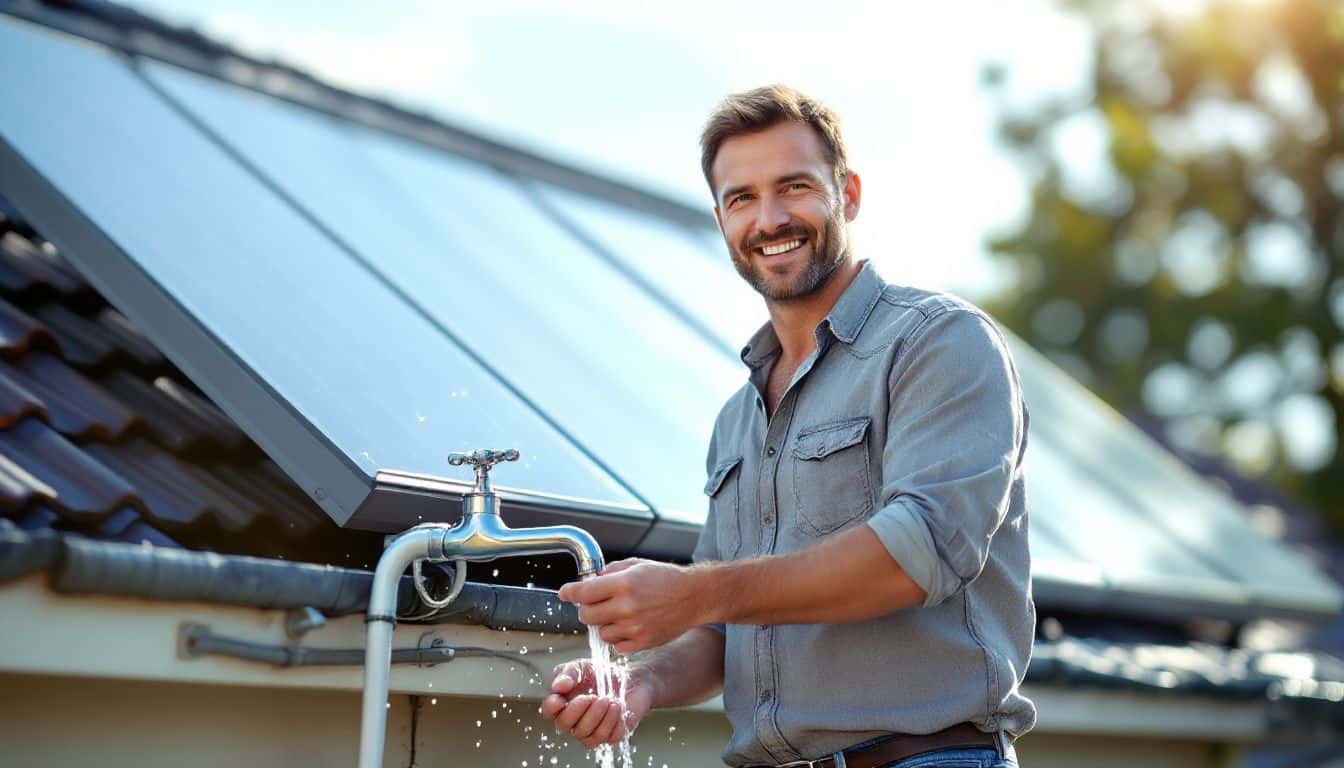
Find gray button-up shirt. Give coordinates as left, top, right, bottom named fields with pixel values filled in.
left=692, top=261, right=1036, bottom=767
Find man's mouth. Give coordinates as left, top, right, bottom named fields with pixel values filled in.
left=756, top=238, right=805, bottom=257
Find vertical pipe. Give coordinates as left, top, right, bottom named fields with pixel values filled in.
left=358, top=529, right=436, bottom=768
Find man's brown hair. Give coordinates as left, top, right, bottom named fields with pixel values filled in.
left=699, top=84, right=849, bottom=200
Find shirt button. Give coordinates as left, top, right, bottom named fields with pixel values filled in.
left=760, top=688, right=773, bottom=702
left=763, top=513, right=773, bottom=525
left=766, top=446, right=776, bottom=457
left=758, top=624, right=769, bottom=631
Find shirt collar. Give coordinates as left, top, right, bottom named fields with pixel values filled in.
left=739, top=260, right=886, bottom=369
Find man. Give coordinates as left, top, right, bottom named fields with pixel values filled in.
left=541, top=85, right=1034, bottom=768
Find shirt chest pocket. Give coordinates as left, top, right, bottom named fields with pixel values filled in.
left=790, top=416, right=874, bottom=535
left=704, top=456, right=744, bottom=558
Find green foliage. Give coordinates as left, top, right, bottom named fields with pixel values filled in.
left=985, top=0, right=1344, bottom=533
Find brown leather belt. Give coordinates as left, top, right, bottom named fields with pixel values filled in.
left=752, top=723, right=1002, bottom=768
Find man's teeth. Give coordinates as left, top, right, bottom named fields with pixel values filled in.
left=761, top=239, right=803, bottom=256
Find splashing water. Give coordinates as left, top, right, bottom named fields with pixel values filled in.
left=587, top=625, right=634, bottom=768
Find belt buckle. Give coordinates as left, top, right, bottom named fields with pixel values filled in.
left=777, top=755, right=840, bottom=768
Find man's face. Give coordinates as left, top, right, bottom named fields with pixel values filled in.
left=711, top=121, right=859, bottom=301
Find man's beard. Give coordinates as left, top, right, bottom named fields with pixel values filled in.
left=731, top=212, right=846, bottom=301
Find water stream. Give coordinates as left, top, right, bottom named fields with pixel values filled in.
left=586, top=625, right=634, bottom=768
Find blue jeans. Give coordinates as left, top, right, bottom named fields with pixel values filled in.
left=879, top=746, right=1018, bottom=768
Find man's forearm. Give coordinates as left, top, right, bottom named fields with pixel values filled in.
left=698, top=524, right=926, bottom=626
left=630, top=625, right=724, bottom=709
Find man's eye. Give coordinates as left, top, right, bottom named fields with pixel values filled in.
left=787, top=183, right=807, bottom=191
left=732, top=193, right=752, bottom=205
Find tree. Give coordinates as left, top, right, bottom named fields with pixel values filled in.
left=984, top=0, right=1344, bottom=533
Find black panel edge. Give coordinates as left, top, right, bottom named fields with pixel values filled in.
left=0, top=132, right=373, bottom=525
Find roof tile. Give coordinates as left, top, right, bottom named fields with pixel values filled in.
left=0, top=295, right=57, bottom=358
left=33, top=303, right=121, bottom=368
left=2, top=352, right=138, bottom=439
left=150, top=376, right=245, bottom=449
left=0, top=232, right=87, bottom=297
left=0, top=417, right=142, bottom=522
left=0, top=362, right=48, bottom=428
left=210, top=461, right=323, bottom=537
left=96, top=307, right=165, bottom=368
left=100, top=370, right=245, bottom=453
left=83, top=440, right=225, bottom=529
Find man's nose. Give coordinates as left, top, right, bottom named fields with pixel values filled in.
left=755, top=194, right=791, bottom=235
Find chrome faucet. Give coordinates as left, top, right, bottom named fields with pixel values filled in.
left=358, top=448, right=605, bottom=768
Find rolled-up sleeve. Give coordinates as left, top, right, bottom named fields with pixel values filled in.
left=865, top=309, right=1026, bottom=607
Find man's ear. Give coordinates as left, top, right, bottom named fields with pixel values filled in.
left=841, top=171, right=862, bottom=222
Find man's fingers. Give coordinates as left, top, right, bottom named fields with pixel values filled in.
left=587, top=699, right=625, bottom=747
left=572, top=696, right=610, bottom=740
left=600, top=558, right=643, bottom=575
left=598, top=622, right=634, bottom=645
left=578, top=600, right=623, bottom=628
left=550, top=661, right=594, bottom=694
left=559, top=572, right=622, bottom=605
left=539, top=693, right=567, bottom=720
left=553, top=694, right=595, bottom=733
left=614, top=638, right=643, bottom=655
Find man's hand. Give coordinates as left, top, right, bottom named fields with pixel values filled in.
left=539, top=659, right=654, bottom=749
left=557, top=559, right=709, bottom=654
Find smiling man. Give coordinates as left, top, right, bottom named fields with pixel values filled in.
left=542, top=85, right=1035, bottom=768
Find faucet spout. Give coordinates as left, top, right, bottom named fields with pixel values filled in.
left=436, top=513, right=605, bottom=577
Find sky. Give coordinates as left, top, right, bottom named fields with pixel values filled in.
left=125, top=0, right=1094, bottom=300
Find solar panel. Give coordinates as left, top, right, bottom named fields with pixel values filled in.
left=1014, top=339, right=1341, bottom=619
left=141, top=60, right=744, bottom=553
left=0, top=16, right=649, bottom=543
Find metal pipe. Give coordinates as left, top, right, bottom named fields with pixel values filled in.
left=358, top=526, right=435, bottom=768
left=179, top=622, right=539, bottom=673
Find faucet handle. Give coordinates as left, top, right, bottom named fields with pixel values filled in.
left=447, top=448, right=519, bottom=494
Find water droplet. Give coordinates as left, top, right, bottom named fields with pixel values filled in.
left=430, top=698, right=437, bottom=705
left=520, top=647, right=528, bottom=655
